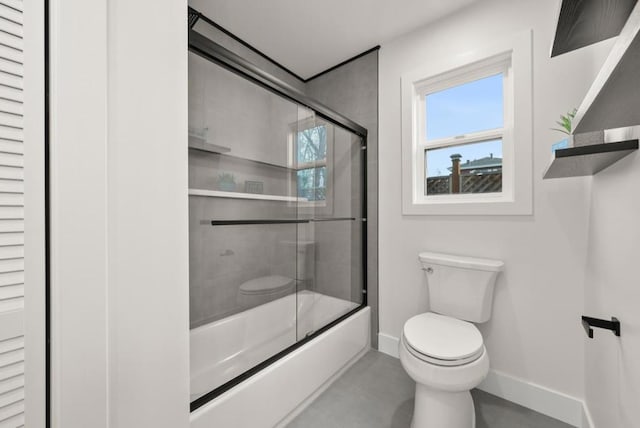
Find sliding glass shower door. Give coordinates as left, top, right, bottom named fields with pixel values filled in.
left=188, top=16, right=366, bottom=408
left=293, top=114, right=364, bottom=341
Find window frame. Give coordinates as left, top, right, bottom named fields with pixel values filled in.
left=401, top=30, right=532, bottom=216
left=417, top=57, right=511, bottom=202
left=288, top=117, right=334, bottom=213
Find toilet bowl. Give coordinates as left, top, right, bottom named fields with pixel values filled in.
left=237, top=241, right=314, bottom=308
left=400, top=252, right=503, bottom=428
left=399, top=313, right=489, bottom=428
left=237, top=275, right=295, bottom=307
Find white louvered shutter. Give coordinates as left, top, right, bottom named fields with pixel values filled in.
left=0, top=0, right=24, bottom=426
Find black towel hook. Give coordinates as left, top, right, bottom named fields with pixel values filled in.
left=581, top=316, right=621, bottom=339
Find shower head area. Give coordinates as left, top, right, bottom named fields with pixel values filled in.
left=187, top=9, right=370, bottom=415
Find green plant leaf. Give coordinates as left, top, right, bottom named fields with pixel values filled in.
left=552, top=108, right=577, bottom=135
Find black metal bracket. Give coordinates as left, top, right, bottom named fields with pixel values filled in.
left=581, top=316, right=621, bottom=339
left=188, top=7, right=201, bottom=29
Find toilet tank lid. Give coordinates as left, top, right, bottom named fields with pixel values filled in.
left=418, top=252, right=504, bottom=272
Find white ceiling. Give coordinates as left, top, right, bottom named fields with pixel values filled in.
left=189, top=0, right=477, bottom=79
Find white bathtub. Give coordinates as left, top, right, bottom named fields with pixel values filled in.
left=190, top=291, right=370, bottom=427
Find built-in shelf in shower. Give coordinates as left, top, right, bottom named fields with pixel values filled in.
left=188, top=135, right=231, bottom=154
left=189, top=188, right=307, bottom=202
left=188, top=142, right=295, bottom=171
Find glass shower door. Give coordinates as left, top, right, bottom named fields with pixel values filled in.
left=188, top=23, right=367, bottom=407
left=293, top=112, right=365, bottom=341
left=189, top=51, right=299, bottom=401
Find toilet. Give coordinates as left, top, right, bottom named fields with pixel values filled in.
left=237, top=241, right=315, bottom=307
left=399, top=251, right=504, bottom=428
left=237, top=275, right=295, bottom=307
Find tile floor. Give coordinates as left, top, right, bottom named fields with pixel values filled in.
left=286, top=351, right=574, bottom=428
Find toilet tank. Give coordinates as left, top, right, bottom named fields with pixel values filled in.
left=282, top=240, right=315, bottom=280
left=419, top=252, right=504, bottom=323
left=295, top=240, right=315, bottom=280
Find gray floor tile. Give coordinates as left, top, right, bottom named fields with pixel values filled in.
left=286, top=350, right=574, bottom=428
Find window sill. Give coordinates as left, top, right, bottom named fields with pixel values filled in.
left=403, top=195, right=531, bottom=216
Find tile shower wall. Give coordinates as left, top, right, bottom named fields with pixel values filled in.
left=189, top=53, right=297, bottom=168
left=188, top=49, right=301, bottom=328
left=189, top=197, right=298, bottom=327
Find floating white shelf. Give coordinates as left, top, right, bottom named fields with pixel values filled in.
left=572, top=2, right=640, bottom=134
left=189, top=188, right=307, bottom=202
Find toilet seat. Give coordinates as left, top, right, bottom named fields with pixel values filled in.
left=238, top=275, right=294, bottom=296
left=403, top=312, right=484, bottom=367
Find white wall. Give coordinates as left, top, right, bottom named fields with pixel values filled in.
left=584, top=146, right=640, bottom=426
left=50, top=0, right=190, bottom=426
left=379, top=0, right=613, bottom=401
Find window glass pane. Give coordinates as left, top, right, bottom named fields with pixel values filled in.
left=425, top=139, right=502, bottom=195
left=297, top=125, right=327, bottom=163
left=426, top=73, right=503, bottom=140
left=297, top=166, right=326, bottom=201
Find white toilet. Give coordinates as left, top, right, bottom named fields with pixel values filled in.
left=237, top=275, right=296, bottom=307
left=400, top=251, right=504, bottom=428
left=237, top=241, right=315, bottom=307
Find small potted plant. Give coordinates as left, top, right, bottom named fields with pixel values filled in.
left=551, top=108, right=576, bottom=152
left=217, top=172, right=236, bottom=192
left=552, top=108, right=603, bottom=148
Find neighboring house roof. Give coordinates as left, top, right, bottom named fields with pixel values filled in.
left=448, top=155, right=502, bottom=172
left=461, top=155, right=502, bottom=170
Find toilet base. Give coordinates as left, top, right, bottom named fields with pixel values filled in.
left=410, top=383, right=475, bottom=428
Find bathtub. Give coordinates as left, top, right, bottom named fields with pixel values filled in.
left=190, top=290, right=370, bottom=427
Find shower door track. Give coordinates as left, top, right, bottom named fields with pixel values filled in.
left=188, top=8, right=369, bottom=413
left=188, top=10, right=367, bottom=139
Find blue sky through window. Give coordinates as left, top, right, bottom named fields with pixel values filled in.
left=425, top=73, right=503, bottom=177
left=426, top=73, right=503, bottom=140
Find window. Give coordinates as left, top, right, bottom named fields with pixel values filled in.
left=296, top=125, right=327, bottom=202
left=422, top=71, right=506, bottom=197
left=401, top=31, right=532, bottom=215
left=290, top=118, right=334, bottom=212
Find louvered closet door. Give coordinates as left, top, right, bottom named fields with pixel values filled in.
left=0, top=0, right=25, bottom=426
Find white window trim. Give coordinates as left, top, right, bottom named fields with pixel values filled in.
left=416, top=56, right=511, bottom=204
left=401, top=30, right=532, bottom=215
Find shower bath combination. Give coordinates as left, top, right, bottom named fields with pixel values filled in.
left=187, top=8, right=370, bottom=422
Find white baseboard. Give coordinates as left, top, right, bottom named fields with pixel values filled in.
left=478, top=369, right=583, bottom=427
left=378, top=332, right=400, bottom=358
left=377, top=333, right=588, bottom=428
